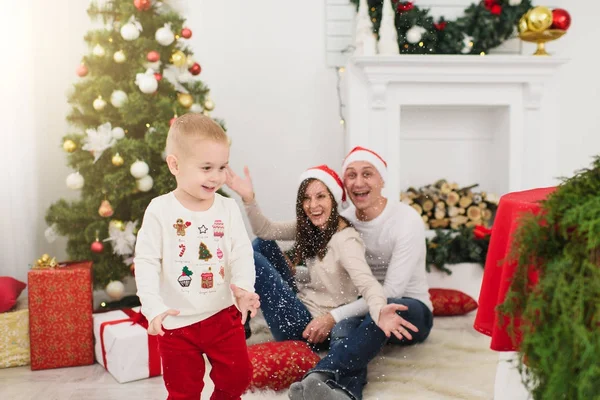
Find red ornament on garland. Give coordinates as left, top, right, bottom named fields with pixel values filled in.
left=76, top=64, right=88, bottom=77
left=434, top=21, right=447, bottom=31
left=91, top=239, right=104, bottom=253
left=147, top=51, right=160, bottom=62
left=169, top=116, right=178, bottom=126
left=154, top=72, right=162, bottom=81
left=134, top=0, right=151, bottom=11
left=551, top=8, right=571, bottom=31
left=181, top=28, right=192, bottom=39
left=189, top=62, right=201, bottom=76
left=397, top=2, right=414, bottom=13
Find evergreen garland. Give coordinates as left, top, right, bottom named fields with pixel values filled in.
left=350, top=0, right=532, bottom=54
left=426, top=226, right=490, bottom=274
left=498, top=157, right=600, bottom=399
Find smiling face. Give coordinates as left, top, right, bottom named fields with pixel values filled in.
left=301, top=179, right=334, bottom=230
left=167, top=138, right=229, bottom=208
left=343, top=161, right=385, bottom=212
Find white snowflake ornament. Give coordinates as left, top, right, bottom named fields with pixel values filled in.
left=462, top=34, right=474, bottom=54
left=105, top=220, right=137, bottom=256
left=82, top=122, right=116, bottom=162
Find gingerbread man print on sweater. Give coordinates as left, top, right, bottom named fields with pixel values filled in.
left=173, top=218, right=191, bottom=236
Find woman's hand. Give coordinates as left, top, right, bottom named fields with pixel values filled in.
left=377, top=303, right=419, bottom=341
left=302, top=313, right=336, bottom=344
left=225, top=166, right=255, bottom=203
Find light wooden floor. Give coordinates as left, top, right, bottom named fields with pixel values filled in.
left=0, top=364, right=168, bottom=400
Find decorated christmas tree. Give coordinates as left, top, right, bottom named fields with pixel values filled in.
left=45, top=0, right=220, bottom=293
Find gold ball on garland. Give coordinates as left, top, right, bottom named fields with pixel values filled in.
left=527, top=6, right=553, bottom=33
left=112, top=153, right=124, bottom=166
left=204, top=98, right=215, bottom=111
left=92, top=44, right=106, bottom=57
left=93, top=96, right=107, bottom=111
left=171, top=50, right=187, bottom=67
left=178, top=93, right=193, bottom=108
left=63, top=139, right=77, bottom=153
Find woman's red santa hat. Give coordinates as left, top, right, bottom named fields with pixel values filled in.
left=341, top=146, right=387, bottom=182
left=299, top=165, right=349, bottom=209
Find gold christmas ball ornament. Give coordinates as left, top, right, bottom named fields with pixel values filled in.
left=171, top=50, right=187, bottom=67
left=203, top=98, right=215, bottom=111
left=518, top=15, right=529, bottom=34
left=113, top=50, right=126, bottom=63
left=178, top=93, right=193, bottom=108
left=93, top=96, right=107, bottom=111
left=63, top=139, right=77, bottom=153
left=112, top=153, right=124, bottom=166
left=110, top=220, right=125, bottom=231
left=527, top=6, right=553, bottom=33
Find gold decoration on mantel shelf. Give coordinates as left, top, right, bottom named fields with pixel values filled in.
left=519, top=29, right=566, bottom=56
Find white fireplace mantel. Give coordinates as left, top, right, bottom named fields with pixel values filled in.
left=344, top=55, right=568, bottom=198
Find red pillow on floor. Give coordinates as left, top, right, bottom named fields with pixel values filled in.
left=0, top=277, right=27, bottom=313
left=429, top=288, right=478, bottom=316
left=247, top=340, right=321, bottom=391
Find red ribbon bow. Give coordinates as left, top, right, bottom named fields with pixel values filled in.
left=100, top=308, right=161, bottom=378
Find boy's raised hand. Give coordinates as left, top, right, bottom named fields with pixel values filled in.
left=230, top=284, right=260, bottom=324
left=148, top=309, right=180, bottom=336
left=225, top=166, right=255, bottom=204
left=377, top=303, right=419, bottom=341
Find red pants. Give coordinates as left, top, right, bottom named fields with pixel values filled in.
left=158, top=305, right=252, bottom=400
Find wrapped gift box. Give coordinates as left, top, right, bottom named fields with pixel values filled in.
left=28, top=261, right=94, bottom=370
left=93, top=307, right=162, bottom=383
left=0, top=298, right=30, bottom=369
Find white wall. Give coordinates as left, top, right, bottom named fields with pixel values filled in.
left=0, top=0, right=598, bottom=271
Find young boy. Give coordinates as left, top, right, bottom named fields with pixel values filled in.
left=134, top=113, right=260, bottom=400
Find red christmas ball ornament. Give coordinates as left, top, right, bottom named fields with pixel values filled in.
left=189, top=62, right=201, bottom=76
left=551, top=8, right=571, bottom=31
left=134, top=0, right=151, bottom=11
left=169, top=116, right=177, bottom=126
left=397, top=1, right=414, bottom=13
left=181, top=28, right=192, bottom=39
left=91, top=239, right=104, bottom=253
left=154, top=72, right=162, bottom=81
left=76, top=64, right=88, bottom=77
left=130, top=263, right=136, bottom=276
left=147, top=51, right=160, bottom=62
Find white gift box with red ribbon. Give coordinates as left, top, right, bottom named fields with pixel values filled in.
left=92, top=307, right=162, bottom=383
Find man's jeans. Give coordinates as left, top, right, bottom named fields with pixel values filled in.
left=309, top=297, right=434, bottom=400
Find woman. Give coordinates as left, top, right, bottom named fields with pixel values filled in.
left=225, top=164, right=411, bottom=346
left=290, top=147, right=434, bottom=400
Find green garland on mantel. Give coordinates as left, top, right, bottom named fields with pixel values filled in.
left=498, top=156, right=600, bottom=399
left=350, top=0, right=532, bottom=54
left=426, top=226, right=491, bottom=274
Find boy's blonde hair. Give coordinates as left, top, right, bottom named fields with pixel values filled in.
left=165, top=113, right=228, bottom=157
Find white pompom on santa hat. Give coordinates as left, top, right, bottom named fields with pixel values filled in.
left=341, top=146, right=388, bottom=182
left=299, top=164, right=349, bottom=209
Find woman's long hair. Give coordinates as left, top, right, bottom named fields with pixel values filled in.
left=292, top=178, right=350, bottom=265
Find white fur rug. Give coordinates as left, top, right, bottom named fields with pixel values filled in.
left=200, top=312, right=497, bottom=400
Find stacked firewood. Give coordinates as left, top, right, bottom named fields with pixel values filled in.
left=400, top=179, right=499, bottom=230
